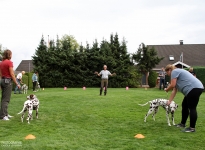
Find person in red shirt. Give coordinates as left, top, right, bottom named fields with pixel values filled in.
left=0, top=49, right=20, bottom=120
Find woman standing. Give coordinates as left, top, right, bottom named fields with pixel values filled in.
left=164, top=64, right=204, bottom=132
left=0, top=50, right=20, bottom=120
left=32, top=71, right=38, bottom=92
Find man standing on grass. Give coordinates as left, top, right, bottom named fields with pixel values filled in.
left=96, top=65, right=115, bottom=96
left=159, top=67, right=166, bottom=90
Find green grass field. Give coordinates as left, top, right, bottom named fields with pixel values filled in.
left=0, top=88, right=204, bottom=150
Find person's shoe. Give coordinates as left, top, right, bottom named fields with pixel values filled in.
left=7, top=114, right=14, bottom=118
left=182, top=127, right=195, bottom=132
left=175, top=123, right=185, bottom=128
left=14, top=93, right=16, bottom=94
left=2, top=116, right=10, bottom=121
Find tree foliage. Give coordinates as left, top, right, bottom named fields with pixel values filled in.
left=32, top=33, right=141, bottom=88
left=132, top=43, right=163, bottom=85
left=132, top=43, right=163, bottom=73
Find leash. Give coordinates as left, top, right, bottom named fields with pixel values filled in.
left=166, top=91, right=168, bottom=99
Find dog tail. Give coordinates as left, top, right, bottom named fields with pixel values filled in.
left=17, top=105, right=26, bottom=114
left=138, top=101, right=150, bottom=106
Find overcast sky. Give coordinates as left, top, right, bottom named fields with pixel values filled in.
left=0, top=0, right=205, bottom=70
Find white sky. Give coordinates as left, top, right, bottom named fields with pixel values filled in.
left=0, top=0, right=205, bottom=69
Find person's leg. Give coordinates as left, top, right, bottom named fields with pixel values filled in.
left=33, top=82, right=35, bottom=91
left=33, top=81, right=37, bottom=91
left=14, top=79, right=20, bottom=94
left=100, top=80, right=104, bottom=95
left=34, top=81, right=37, bottom=91
left=159, top=79, right=162, bottom=90
left=104, top=80, right=108, bottom=95
left=180, top=96, right=189, bottom=125
left=186, top=88, right=203, bottom=128
left=0, top=79, right=12, bottom=119
left=162, top=79, right=165, bottom=89
left=17, top=80, right=21, bottom=93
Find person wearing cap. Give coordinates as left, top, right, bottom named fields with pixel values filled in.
left=14, top=71, right=25, bottom=94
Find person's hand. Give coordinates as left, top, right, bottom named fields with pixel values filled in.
left=167, top=100, right=171, bottom=106
left=17, top=84, right=21, bottom=89
left=164, top=88, right=168, bottom=92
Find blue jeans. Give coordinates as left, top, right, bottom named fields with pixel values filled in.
left=159, top=78, right=165, bottom=90
left=14, top=79, right=21, bottom=93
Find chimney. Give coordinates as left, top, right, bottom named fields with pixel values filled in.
left=179, top=40, right=183, bottom=45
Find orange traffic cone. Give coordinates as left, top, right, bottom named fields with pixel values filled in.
left=25, top=134, right=36, bottom=140
left=134, top=134, right=145, bottom=139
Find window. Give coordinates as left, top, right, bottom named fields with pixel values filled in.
left=169, top=55, right=174, bottom=61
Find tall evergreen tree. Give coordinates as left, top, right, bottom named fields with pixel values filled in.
left=32, top=35, right=48, bottom=87
left=132, top=43, right=163, bottom=85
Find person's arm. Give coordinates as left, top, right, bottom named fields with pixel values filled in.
left=165, top=78, right=177, bottom=105
left=97, top=71, right=101, bottom=76
left=167, top=87, right=177, bottom=105
left=9, top=67, right=20, bottom=88
left=165, top=78, right=177, bottom=92
left=32, top=74, right=34, bottom=82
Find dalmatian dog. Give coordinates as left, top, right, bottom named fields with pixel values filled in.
left=138, top=99, right=178, bottom=126
left=36, top=82, right=41, bottom=91
left=17, top=94, right=40, bottom=124
left=21, top=84, right=28, bottom=94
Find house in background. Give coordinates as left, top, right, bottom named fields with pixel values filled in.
left=149, top=40, right=205, bottom=71
left=15, top=60, right=34, bottom=74
left=141, top=40, right=205, bottom=85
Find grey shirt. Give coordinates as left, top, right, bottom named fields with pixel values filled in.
left=171, top=68, right=204, bottom=96
left=99, top=70, right=111, bottom=79
left=159, top=70, right=166, bottom=79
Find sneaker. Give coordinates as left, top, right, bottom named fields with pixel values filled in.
left=14, top=93, right=16, bottom=94
left=182, top=127, right=195, bottom=132
left=7, top=114, right=13, bottom=118
left=175, top=123, right=185, bottom=128
left=2, top=116, right=10, bottom=121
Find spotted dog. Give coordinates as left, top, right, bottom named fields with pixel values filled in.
left=21, top=84, right=28, bottom=94
left=17, top=94, right=40, bottom=124
left=138, top=99, right=178, bottom=126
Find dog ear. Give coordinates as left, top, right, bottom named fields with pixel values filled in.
left=30, top=94, right=34, bottom=99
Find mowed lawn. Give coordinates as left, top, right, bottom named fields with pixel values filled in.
left=0, top=88, right=205, bottom=150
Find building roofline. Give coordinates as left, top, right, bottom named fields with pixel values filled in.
left=172, top=61, right=190, bottom=68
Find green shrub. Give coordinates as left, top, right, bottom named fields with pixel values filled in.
left=148, top=70, right=158, bottom=88
left=186, top=67, right=205, bottom=90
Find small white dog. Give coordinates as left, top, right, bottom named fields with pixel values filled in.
left=21, top=84, right=28, bottom=94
